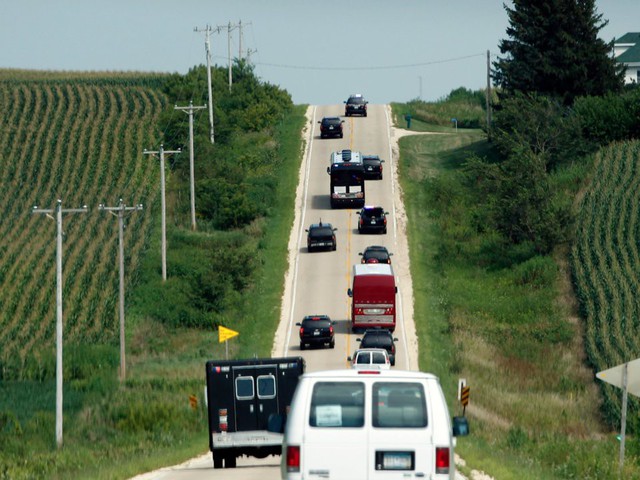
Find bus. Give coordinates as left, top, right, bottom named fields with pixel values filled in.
left=326, top=149, right=365, bottom=209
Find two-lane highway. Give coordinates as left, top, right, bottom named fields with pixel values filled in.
left=275, top=104, right=413, bottom=373
left=131, top=103, right=419, bottom=480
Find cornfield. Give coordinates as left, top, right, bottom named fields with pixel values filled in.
left=571, top=140, right=640, bottom=428
left=0, top=70, right=168, bottom=378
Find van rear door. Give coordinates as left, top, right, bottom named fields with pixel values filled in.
left=368, top=380, right=435, bottom=478
left=301, top=381, right=368, bottom=479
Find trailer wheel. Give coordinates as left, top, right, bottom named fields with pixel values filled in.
left=225, top=455, right=237, bottom=468
left=212, top=453, right=223, bottom=469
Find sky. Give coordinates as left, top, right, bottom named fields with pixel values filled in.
left=1, top=1, right=639, bottom=106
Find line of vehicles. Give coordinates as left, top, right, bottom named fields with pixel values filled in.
left=204, top=97, right=469, bottom=479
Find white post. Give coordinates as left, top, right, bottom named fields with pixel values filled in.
left=32, top=200, right=88, bottom=448
left=144, top=146, right=180, bottom=282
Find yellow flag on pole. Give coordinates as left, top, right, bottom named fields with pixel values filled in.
left=218, top=325, right=239, bottom=343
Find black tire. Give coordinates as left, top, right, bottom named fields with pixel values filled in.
left=340, top=132, right=343, bottom=138
left=383, top=228, right=387, bottom=234
left=225, top=455, right=237, bottom=468
left=332, top=243, right=337, bottom=251
left=364, top=112, right=367, bottom=117
left=213, top=453, right=223, bottom=469
left=300, top=343, right=306, bottom=350
left=330, top=340, right=335, bottom=349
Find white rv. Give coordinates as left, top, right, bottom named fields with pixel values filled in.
left=276, top=369, right=469, bottom=480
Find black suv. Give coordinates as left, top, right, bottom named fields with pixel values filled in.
left=357, top=206, right=388, bottom=234
left=318, top=116, right=344, bottom=139
left=357, top=329, right=398, bottom=365
left=296, top=315, right=335, bottom=350
left=359, top=245, right=393, bottom=264
left=344, top=94, right=368, bottom=117
left=306, top=221, right=337, bottom=251
left=362, top=155, right=384, bottom=180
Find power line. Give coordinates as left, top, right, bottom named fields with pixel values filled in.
left=254, top=52, right=487, bottom=71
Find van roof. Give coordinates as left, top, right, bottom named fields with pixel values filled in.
left=353, top=263, right=394, bottom=277
left=300, top=369, right=438, bottom=381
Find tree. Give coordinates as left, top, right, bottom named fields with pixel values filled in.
left=493, top=0, right=624, bottom=105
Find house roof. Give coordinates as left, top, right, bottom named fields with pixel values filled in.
left=617, top=43, right=640, bottom=63
left=615, top=32, right=640, bottom=45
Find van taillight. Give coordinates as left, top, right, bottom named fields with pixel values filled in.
left=435, top=447, right=450, bottom=474
left=286, top=446, right=301, bottom=472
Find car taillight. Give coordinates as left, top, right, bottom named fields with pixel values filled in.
left=435, top=447, right=450, bottom=474
left=286, top=446, right=301, bottom=472
left=299, top=327, right=304, bottom=338
left=329, top=326, right=334, bottom=334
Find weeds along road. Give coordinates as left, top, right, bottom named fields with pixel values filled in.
left=131, top=104, right=434, bottom=479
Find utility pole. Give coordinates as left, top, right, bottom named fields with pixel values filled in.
left=144, top=145, right=181, bottom=282
left=220, top=21, right=239, bottom=92
left=174, top=101, right=206, bottom=231
left=237, top=20, right=252, bottom=60
left=32, top=200, right=88, bottom=448
left=98, top=200, right=143, bottom=381
left=486, top=50, right=492, bottom=140
left=194, top=25, right=216, bottom=144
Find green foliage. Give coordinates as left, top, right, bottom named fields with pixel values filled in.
left=161, top=62, right=293, bottom=232
left=397, top=87, right=487, bottom=129
left=463, top=148, right=570, bottom=255
left=494, top=0, right=624, bottom=105
left=492, top=92, right=590, bottom=170
left=574, top=88, right=640, bottom=146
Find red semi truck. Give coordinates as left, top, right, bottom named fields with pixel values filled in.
left=347, top=263, right=397, bottom=332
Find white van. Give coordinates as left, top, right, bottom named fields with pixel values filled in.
left=276, top=369, right=469, bottom=480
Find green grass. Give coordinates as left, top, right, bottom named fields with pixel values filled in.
left=392, top=103, right=640, bottom=479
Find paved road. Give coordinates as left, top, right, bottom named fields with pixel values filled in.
left=131, top=104, right=424, bottom=479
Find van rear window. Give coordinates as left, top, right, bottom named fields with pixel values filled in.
left=372, top=382, right=428, bottom=428
left=310, top=382, right=364, bottom=428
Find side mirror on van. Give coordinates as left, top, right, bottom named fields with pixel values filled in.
left=452, top=416, right=469, bottom=437
left=347, top=288, right=353, bottom=297
left=326, top=166, right=330, bottom=174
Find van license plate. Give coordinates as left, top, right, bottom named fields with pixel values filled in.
left=375, top=451, right=414, bottom=470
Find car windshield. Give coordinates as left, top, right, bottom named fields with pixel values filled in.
left=310, top=227, right=334, bottom=237
left=324, top=118, right=341, bottom=126
left=349, top=97, right=365, bottom=105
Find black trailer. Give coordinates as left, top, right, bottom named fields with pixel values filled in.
left=205, top=356, right=305, bottom=469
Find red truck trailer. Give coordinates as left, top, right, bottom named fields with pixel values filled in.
left=347, top=263, right=397, bottom=332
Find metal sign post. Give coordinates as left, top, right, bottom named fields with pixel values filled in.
left=596, top=358, right=640, bottom=475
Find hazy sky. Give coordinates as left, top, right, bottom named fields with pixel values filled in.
left=1, top=1, right=638, bottom=105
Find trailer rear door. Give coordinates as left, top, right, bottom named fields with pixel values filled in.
left=233, top=364, right=279, bottom=431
